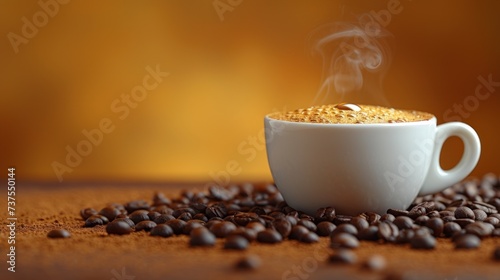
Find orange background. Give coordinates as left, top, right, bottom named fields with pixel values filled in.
left=1, top=0, right=499, bottom=183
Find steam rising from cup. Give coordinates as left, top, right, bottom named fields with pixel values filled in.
left=310, top=19, right=392, bottom=105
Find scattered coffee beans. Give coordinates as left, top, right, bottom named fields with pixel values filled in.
left=79, top=173, right=499, bottom=272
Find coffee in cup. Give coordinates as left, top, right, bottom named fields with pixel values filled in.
left=265, top=103, right=481, bottom=215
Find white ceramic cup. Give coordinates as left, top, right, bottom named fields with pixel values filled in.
left=264, top=115, right=481, bottom=215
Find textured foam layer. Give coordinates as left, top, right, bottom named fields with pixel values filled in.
left=268, top=103, right=434, bottom=124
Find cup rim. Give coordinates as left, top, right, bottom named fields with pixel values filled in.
left=265, top=114, right=437, bottom=127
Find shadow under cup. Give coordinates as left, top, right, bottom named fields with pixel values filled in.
left=264, top=115, right=480, bottom=216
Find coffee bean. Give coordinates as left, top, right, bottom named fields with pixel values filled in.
left=210, top=221, right=237, bottom=238
left=465, top=221, right=494, bottom=238
left=448, top=199, right=465, bottom=208
left=364, top=212, right=381, bottom=225
left=285, top=215, right=298, bottom=226
left=229, top=227, right=257, bottom=242
left=494, top=247, right=500, bottom=261
left=414, top=215, right=429, bottom=225
left=451, top=229, right=467, bottom=242
left=235, top=255, right=261, bottom=270
left=153, top=214, right=175, bottom=224
left=246, top=221, right=266, bottom=233
left=443, top=222, right=461, bottom=237
left=146, top=211, right=160, bottom=221
left=332, top=224, right=358, bottom=236
left=333, top=215, right=352, bottom=225
left=106, top=220, right=134, bottom=235
left=180, top=212, right=194, bottom=221
left=328, top=249, right=357, bottom=264
left=387, top=209, right=409, bottom=217
left=128, top=210, right=150, bottom=224
left=289, top=225, right=309, bottom=240
left=380, top=214, right=395, bottom=222
left=153, top=205, right=174, bottom=215
left=409, top=206, right=427, bottom=219
left=350, top=217, right=369, bottom=231
left=192, top=213, right=208, bottom=222
left=114, top=217, right=135, bottom=228
left=150, top=224, right=174, bottom=237
left=125, top=200, right=150, bottom=213
left=493, top=228, right=500, bottom=237
left=410, top=234, right=436, bottom=250
left=358, top=226, right=379, bottom=241
left=189, top=227, right=216, bottom=247
left=393, top=216, right=414, bottom=230
left=205, top=203, right=227, bottom=219
left=363, top=255, right=386, bottom=271
left=377, top=222, right=398, bottom=242
left=442, top=216, right=456, bottom=223
left=183, top=220, right=204, bottom=235
left=249, top=206, right=267, bottom=216
left=166, top=219, right=187, bottom=235
left=455, top=206, right=475, bottom=219
left=233, top=212, right=259, bottom=226
left=316, top=221, right=336, bottom=236
left=439, top=210, right=454, bottom=217
left=468, top=201, right=498, bottom=214
left=133, top=220, right=156, bottom=232
left=484, top=216, right=499, bottom=226
left=269, top=211, right=286, bottom=220
left=490, top=213, right=500, bottom=220
left=84, top=215, right=106, bottom=227
left=272, top=218, right=292, bottom=238
left=414, top=227, right=432, bottom=237
left=331, top=233, right=359, bottom=249
left=297, top=219, right=317, bottom=232
left=299, top=231, right=319, bottom=243
left=47, top=229, right=71, bottom=238
left=426, top=211, right=440, bottom=218
left=224, top=235, right=249, bottom=250
left=395, top=229, right=415, bottom=244
left=257, top=229, right=282, bottom=244
left=80, top=208, right=98, bottom=220
left=472, top=209, right=487, bottom=221
left=314, top=207, right=336, bottom=223
left=455, top=234, right=481, bottom=249
left=152, top=192, right=171, bottom=206
left=425, top=218, right=444, bottom=237
left=98, top=206, right=120, bottom=222
left=454, top=218, right=475, bottom=227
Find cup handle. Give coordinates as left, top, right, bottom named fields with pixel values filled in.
left=419, top=122, right=481, bottom=196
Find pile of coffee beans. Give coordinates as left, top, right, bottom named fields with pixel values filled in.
left=79, top=173, right=500, bottom=266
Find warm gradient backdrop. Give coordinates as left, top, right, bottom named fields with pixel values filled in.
left=1, top=0, right=499, bottom=183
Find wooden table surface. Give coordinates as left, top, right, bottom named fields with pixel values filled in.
left=0, top=183, right=499, bottom=280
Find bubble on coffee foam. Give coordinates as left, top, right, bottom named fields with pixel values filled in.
left=269, top=104, right=433, bottom=124
left=310, top=19, right=391, bottom=105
